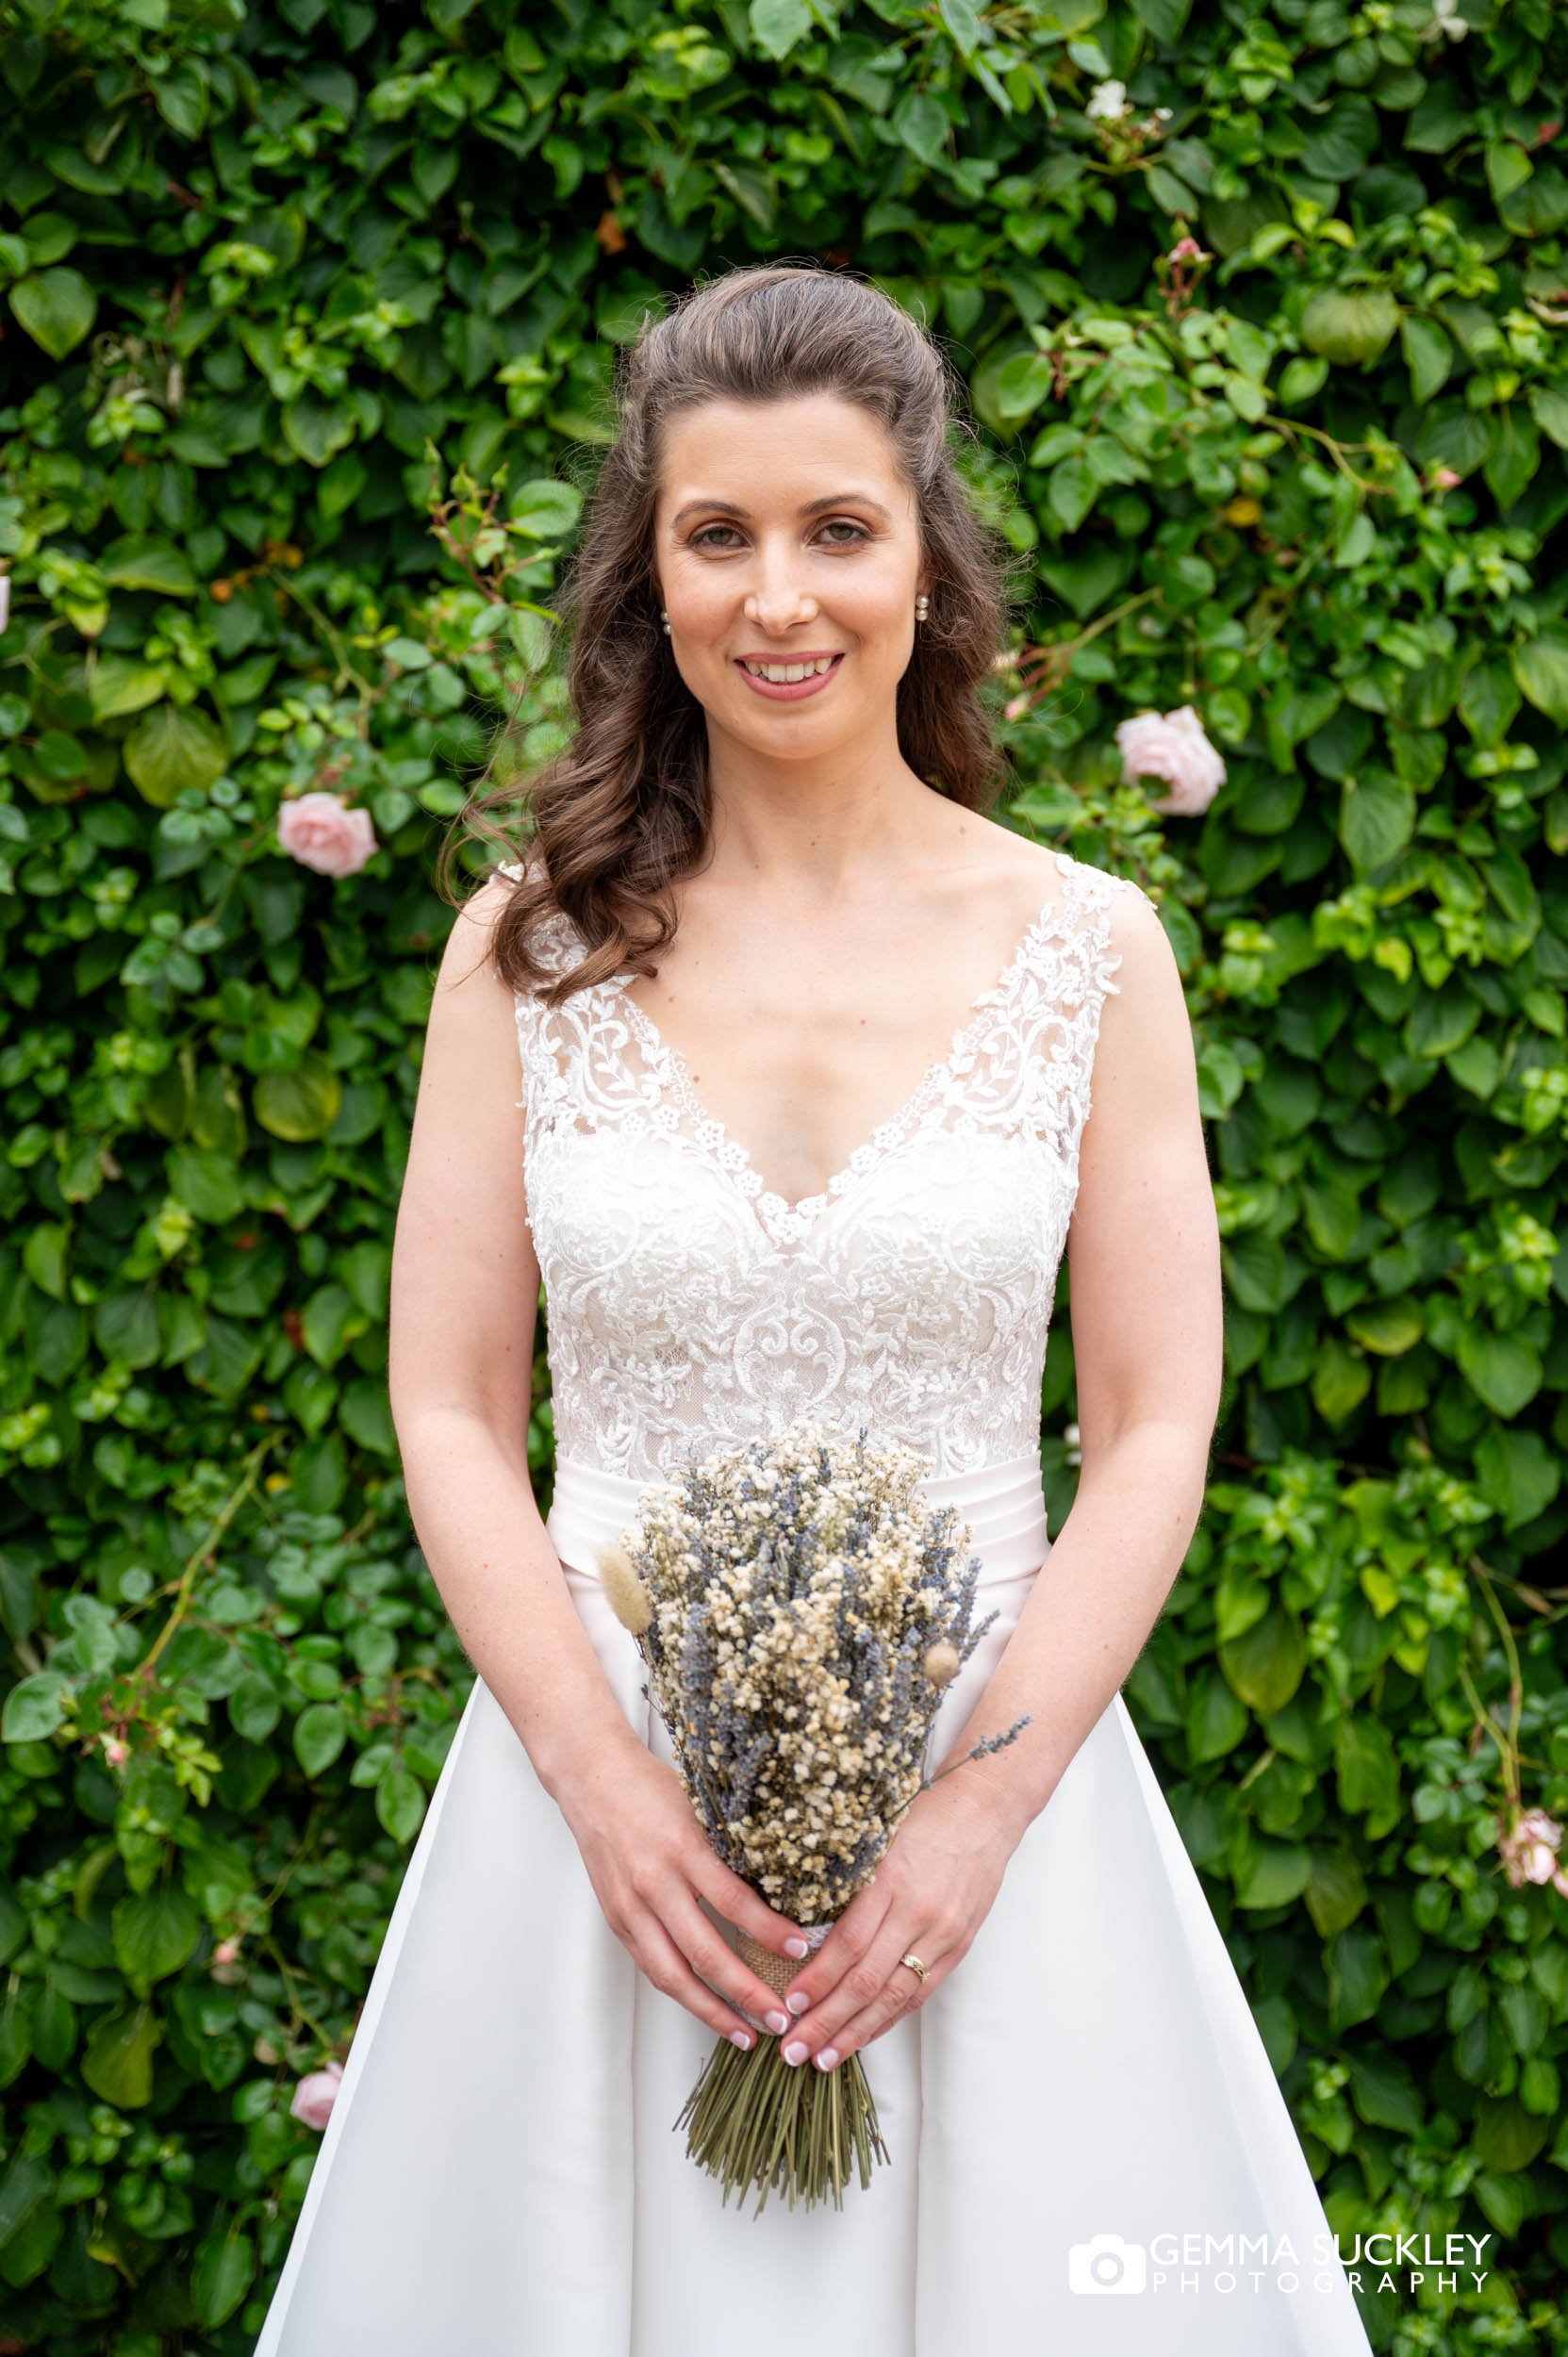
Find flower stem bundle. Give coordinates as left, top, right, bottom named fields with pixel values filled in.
left=597, top=1416, right=1032, bottom=2214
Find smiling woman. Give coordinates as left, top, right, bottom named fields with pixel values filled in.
left=253, top=265, right=1376, bottom=2357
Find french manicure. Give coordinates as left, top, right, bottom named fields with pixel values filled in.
left=814, top=2046, right=839, bottom=2071
left=765, top=2008, right=789, bottom=2034
left=785, top=1991, right=809, bottom=2014
left=730, top=2030, right=752, bottom=2050
left=784, top=1937, right=809, bottom=1957
left=783, top=2039, right=809, bottom=2066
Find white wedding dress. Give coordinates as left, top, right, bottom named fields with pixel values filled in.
left=253, top=850, right=1375, bottom=2356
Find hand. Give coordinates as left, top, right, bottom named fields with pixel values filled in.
left=772, top=1775, right=1023, bottom=2075
left=554, top=1723, right=811, bottom=2052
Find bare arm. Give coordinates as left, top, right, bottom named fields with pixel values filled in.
left=939, top=886, right=1224, bottom=1838
left=390, top=877, right=817, bottom=2032
left=388, top=874, right=635, bottom=1798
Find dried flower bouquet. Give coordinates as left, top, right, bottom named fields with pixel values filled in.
left=597, top=1417, right=1031, bottom=2216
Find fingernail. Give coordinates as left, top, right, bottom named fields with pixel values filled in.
left=783, top=2039, right=809, bottom=2066
left=814, top=2046, right=839, bottom=2071
left=785, top=1991, right=809, bottom=2014
left=730, top=2030, right=752, bottom=2050
left=784, top=1937, right=809, bottom=1957
left=765, top=2009, right=789, bottom=2035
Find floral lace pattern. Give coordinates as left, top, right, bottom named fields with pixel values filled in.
left=495, top=853, right=1152, bottom=1482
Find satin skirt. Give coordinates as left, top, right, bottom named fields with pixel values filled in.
left=252, top=1449, right=1374, bottom=2356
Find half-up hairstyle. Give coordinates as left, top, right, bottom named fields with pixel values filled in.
left=449, top=261, right=1020, bottom=1004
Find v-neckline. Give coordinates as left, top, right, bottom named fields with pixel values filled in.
left=593, top=852, right=1085, bottom=1245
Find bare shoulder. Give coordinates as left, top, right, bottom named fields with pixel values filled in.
left=437, top=862, right=534, bottom=1000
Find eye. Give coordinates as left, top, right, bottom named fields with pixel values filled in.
left=818, top=519, right=869, bottom=546
left=690, top=523, right=743, bottom=550
left=686, top=519, right=873, bottom=552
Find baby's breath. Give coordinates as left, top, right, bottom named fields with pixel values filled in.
left=601, top=1415, right=1029, bottom=1923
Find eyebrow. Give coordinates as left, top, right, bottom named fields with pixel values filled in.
left=669, top=493, right=895, bottom=527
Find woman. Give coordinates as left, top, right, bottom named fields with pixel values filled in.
left=253, top=265, right=1375, bottom=2355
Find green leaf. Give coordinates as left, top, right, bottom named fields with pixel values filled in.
left=1485, top=409, right=1539, bottom=514
left=1306, top=1850, right=1367, bottom=1939
left=1527, top=382, right=1568, bottom=451
left=89, top=656, right=171, bottom=720
left=1345, top=1297, right=1425, bottom=1355
left=1219, top=1607, right=1307, bottom=1716
left=938, top=0, right=980, bottom=54
left=1334, top=1718, right=1401, bottom=1820
left=1475, top=1426, right=1560, bottom=1531
left=1473, top=2096, right=1548, bottom=2172
left=1327, top=1926, right=1387, bottom=2027
left=749, top=0, right=811, bottom=61
left=124, top=704, right=229, bottom=803
left=1131, top=0, right=1192, bottom=31
left=1186, top=1667, right=1249, bottom=1762
left=99, top=536, right=199, bottom=597
left=2, top=1673, right=68, bottom=1742
left=1399, top=313, right=1453, bottom=404
left=282, top=395, right=356, bottom=468
left=1340, top=772, right=1412, bottom=872
left=113, top=1886, right=202, bottom=1989
left=1456, top=1328, right=1542, bottom=1419
left=8, top=266, right=95, bottom=358
left=376, top=1756, right=427, bottom=1842
left=1512, top=623, right=1568, bottom=723
left=1047, top=453, right=1098, bottom=531
left=82, top=2003, right=160, bottom=2108
left=294, top=1704, right=348, bottom=1776
left=191, top=2221, right=256, bottom=2330
left=1234, top=1838, right=1312, bottom=1909
left=508, top=477, right=583, bottom=537
left=1298, top=288, right=1398, bottom=368
left=892, top=90, right=949, bottom=166
left=254, top=1057, right=344, bottom=1144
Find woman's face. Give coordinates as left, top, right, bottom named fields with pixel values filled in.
left=652, top=393, right=933, bottom=753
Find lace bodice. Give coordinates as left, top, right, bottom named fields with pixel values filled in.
left=496, top=853, right=1151, bottom=1483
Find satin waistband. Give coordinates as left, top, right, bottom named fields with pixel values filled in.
left=545, top=1447, right=1051, bottom=1591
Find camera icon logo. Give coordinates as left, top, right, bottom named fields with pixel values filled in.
left=1068, top=2233, right=1147, bottom=2295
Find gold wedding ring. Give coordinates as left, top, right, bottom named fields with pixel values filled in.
left=899, top=1952, right=928, bottom=1982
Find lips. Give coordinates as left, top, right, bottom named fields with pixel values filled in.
left=734, top=653, right=845, bottom=703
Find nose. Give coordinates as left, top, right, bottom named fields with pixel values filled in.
left=743, top=535, right=817, bottom=633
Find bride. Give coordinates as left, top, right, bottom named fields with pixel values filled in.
left=253, top=263, right=1375, bottom=2354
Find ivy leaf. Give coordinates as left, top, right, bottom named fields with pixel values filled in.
left=1298, top=288, right=1398, bottom=368
left=892, top=91, right=949, bottom=166
left=99, top=536, right=198, bottom=596
left=113, top=1886, right=202, bottom=1990
left=938, top=0, right=981, bottom=56
left=294, top=1704, right=349, bottom=1778
left=8, top=266, right=95, bottom=358
left=1511, top=622, right=1568, bottom=723
left=749, top=0, right=811, bottom=62
left=124, top=703, right=229, bottom=803
left=82, top=2003, right=161, bottom=2108
left=1457, top=1329, right=1542, bottom=1420
left=191, top=2221, right=256, bottom=2331
left=1, top=1672, right=68, bottom=1742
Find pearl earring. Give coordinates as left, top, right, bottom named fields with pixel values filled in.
left=915, top=593, right=930, bottom=622
left=661, top=608, right=670, bottom=635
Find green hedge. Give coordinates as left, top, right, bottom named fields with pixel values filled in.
left=1, top=0, right=1566, bottom=2348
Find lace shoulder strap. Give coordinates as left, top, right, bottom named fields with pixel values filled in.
left=1006, top=856, right=1158, bottom=1185
left=490, top=857, right=583, bottom=1124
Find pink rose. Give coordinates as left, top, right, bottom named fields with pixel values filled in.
left=102, top=1735, right=128, bottom=1767
left=1429, top=467, right=1461, bottom=491
left=1499, top=1805, right=1563, bottom=1888
left=290, top=2058, right=345, bottom=2131
left=277, top=792, right=378, bottom=878
left=1114, top=703, right=1227, bottom=816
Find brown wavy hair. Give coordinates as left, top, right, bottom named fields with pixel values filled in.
left=445, top=260, right=1022, bottom=1005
